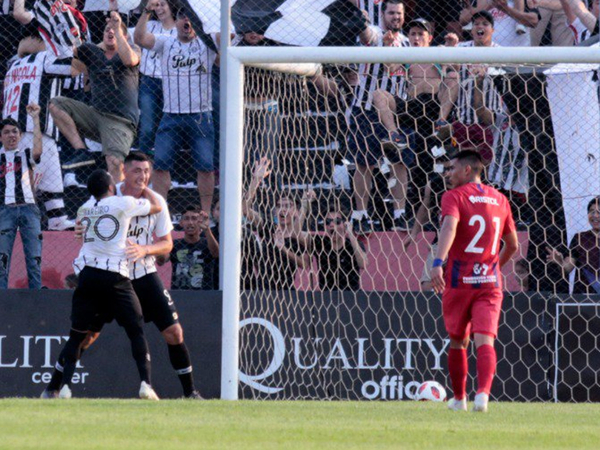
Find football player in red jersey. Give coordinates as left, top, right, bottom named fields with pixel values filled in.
left=430, top=150, right=519, bottom=412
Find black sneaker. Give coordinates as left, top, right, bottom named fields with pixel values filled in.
left=61, top=152, right=96, bottom=170
left=185, top=390, right=204, bottom=400
left=382, top=131, right=408, bottom=152
left=392, top=213, right=410, bottom=231
left=353, top=217, right=373, bottom=235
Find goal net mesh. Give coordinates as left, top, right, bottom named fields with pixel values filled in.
left=236, top=57, right=600, bottom=401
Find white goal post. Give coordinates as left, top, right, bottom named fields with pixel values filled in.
left=220, top=46, right=600, bottom=401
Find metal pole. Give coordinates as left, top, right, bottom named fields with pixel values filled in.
left=220, top=52, right=244, bottom=401
left=218, top=0, right=231, bottom=290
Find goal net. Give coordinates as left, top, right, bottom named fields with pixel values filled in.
left=223, top=45, right=600, bottom=402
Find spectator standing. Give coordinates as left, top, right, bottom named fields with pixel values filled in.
left=134, top=6, right=217, bottom=213
left=528, top=0, right=575, bottom=45
left=3, top=33, right=75, bottom=230
left=349, top=0, right=411, bottom=234
left=438, top=11, right=505, bottom=163
left=50, top=12, right=141, bottom=182
left=0, top=104, right=44, bottom=289
left=136, top=0, right=177, bottom=156
left=158, top=206, right=218, bottom=290
left=546, top=197, right=600, bottom=294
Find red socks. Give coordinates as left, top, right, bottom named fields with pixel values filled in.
left=448, top=348, right=468, bottom=400
left=476, top=344, right=497, bottom=395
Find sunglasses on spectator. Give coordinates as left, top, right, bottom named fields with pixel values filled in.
left=326, top=218, right=344, bottom=225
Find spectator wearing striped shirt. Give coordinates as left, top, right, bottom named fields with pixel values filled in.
left=135, top=6, right=218, bottom=213
left=437, top=11, right=504, bottom=163
left=135, top=0, right=177, bottom=157
left=348, top=0, right=411, bottom=234
left=13, top=0, right=89, bottom=58
left=49, top=12, right=141, bottom=183
left=0, top=104, right=44, bottom=289
left=3, top=33, right=75, bottom=231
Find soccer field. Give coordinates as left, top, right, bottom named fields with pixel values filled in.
left=0, top=400, right=598, bottom=449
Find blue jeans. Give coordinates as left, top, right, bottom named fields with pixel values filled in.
left=138, top=75, right=164, bottom=155
left=154, top=112, right=215, bottom=171
left=0, top=204, right=42, bottom=289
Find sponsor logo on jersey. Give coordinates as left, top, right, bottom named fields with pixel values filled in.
left=468, top=195, right=499, bottom=206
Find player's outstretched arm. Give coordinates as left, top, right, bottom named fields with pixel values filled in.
left=499, top=230, right=519, bottom=268
left=431, top=215, right=459, bottom=293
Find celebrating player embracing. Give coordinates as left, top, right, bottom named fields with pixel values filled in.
left=430, top=150, right=519, bottom=413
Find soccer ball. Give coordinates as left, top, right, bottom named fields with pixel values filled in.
left=415, top=381, right=447, bottom=402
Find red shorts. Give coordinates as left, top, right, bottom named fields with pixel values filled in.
left=451, top=122, right=494, bottom=163
left=442, top=288, right=504, bottom=341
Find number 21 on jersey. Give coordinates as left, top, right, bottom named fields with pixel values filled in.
left=465, top=214, right=501, bottom=255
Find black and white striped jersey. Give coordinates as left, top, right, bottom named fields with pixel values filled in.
left=73, top=195, right=152, bottom=278
left=456, top=41, right=505, bottom=125
left=115, top=183, right=173, bottom=280
left=358, top=0, right=382, bottom=28
left=32, top=0, right=88, bottom=57
left=3, top=51, right=72, bottom=140
left=140, top=21, right=177, bottom=78
left=152, top=35, right=217, bottom=114
left=352, top=26, right=410, bottom=111
left=0, top=146, right=37, bottom=205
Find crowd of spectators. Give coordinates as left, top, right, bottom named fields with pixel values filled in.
left=0, top=0, right=599, bottom=293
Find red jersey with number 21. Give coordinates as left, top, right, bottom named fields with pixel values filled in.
left=440, top=182, right=515, bottom=290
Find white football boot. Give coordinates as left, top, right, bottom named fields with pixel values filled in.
left=58, top=385, right=72, bottom=399
left=473, top=393, right=489, bottom=413
left=139, top=381, right=160, bottom=401
left=447, top=397, right=468, bottom=411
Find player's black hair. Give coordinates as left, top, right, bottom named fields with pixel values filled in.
left=382, top=0, right=404, bottom=13
left=87, top=169, right=113, bottom=199
left=0, top=118, right=21, bottom=133
left=124, top=152, right=152, bottom=165
left=587, top=196, right=600, bottom=212
left=452, top=150, right=484, bottom=177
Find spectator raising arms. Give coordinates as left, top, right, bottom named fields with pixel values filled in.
left=243, top=158, right=309, bottom=290
left=437, top=11, right=504, bottom=163
left=50, top=12, right=141, bottom=182
left=0, top=104, right=44, bottom=289
left=2, top=32, right=75, bottom=230
left=135, top=5, right=218, bottom=213
left=296, top=191, right=367, bottom=291
left=136, top=0, right=178, bottom=157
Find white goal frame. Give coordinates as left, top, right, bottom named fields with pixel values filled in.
left=220, top=46, right=600, bottom=400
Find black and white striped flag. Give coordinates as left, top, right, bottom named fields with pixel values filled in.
left=179, top=0, right=367, bottom=47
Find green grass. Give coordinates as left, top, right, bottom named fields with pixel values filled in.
left=0, top=400, right=598, bottom=449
